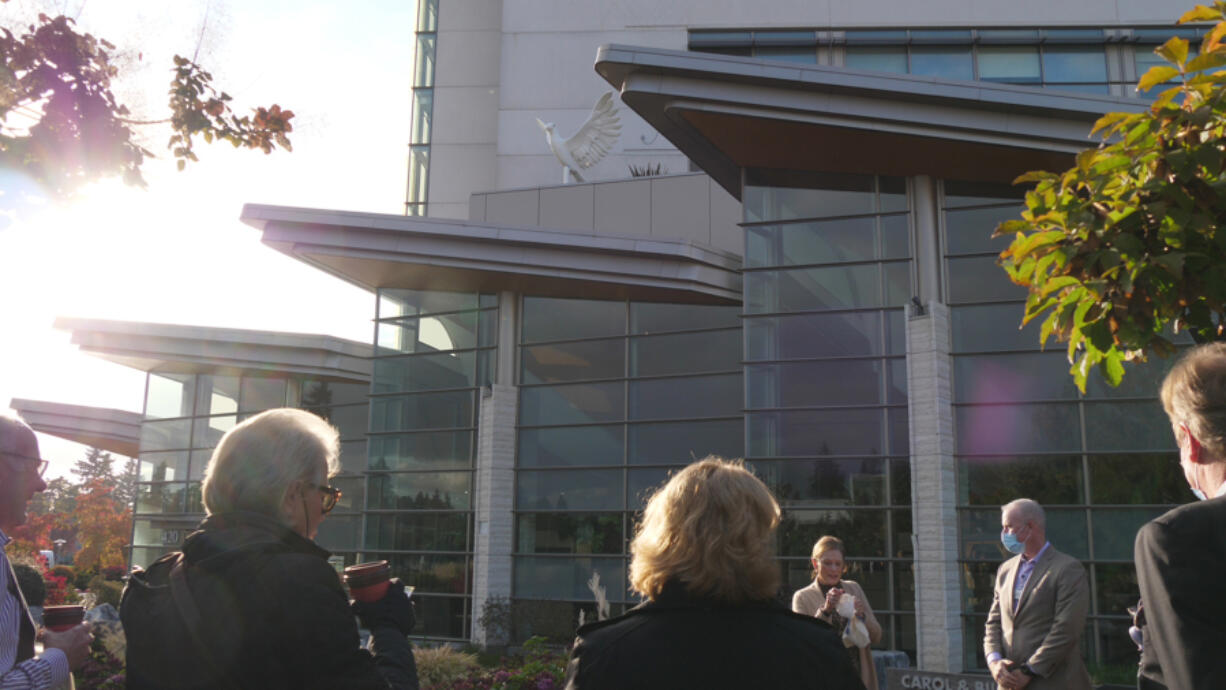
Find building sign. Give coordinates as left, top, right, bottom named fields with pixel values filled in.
left=886, top=668, right=996, bottom=690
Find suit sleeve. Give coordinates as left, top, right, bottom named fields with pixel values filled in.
left=1135, top=517, right=1226, bottom=690
left=983, top=564, right=1005, bottom=661
left=1025, top=558, right=1089, bottom=678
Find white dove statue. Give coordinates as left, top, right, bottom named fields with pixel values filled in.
left=536, top=92, right=622, bottom=184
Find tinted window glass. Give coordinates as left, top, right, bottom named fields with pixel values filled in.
left=910, top=46, right=974, bottom=80
left=628, top=419, right=744, bottom=465
left=957, top=455, right=1084, bottom=505
left=631, top=329, right=740, bottom=377
left=749, top=458, right=887, bottom=505
left=944, top=206, right=1019, bottom=255
left=369, top=431, right=472, bottom=471
left=516, top=513, right=623, bottom=554
left=747, top=409, right=884, bottom=457
left=631, top=302, right=740, bottom=333
left=368, top=471, right=472, bottom=510
left=369, top=391, right=474, bottom=432
left=953, top=352, right=1077, bottom=403
left=629, top=374, right=742, bottom=420
left=517, top=425, right=624, bottom=467
left=745, top=312, right=882, bottom=361
left=372, top=351, right=476, bottom=393
left=955, top=403, right=1080, bottom=454
left=1042, top=46, right=1107, bottom=83
left=977, top=45, right=1041, bottom=82
left=1088, top=453, right=1184, bottom=504
left=746, top=265, right=881, bottom=313
left=365, top=513, right=468, bottom=551
left=522, top=297, right=624, bottom=342
left=517, top=469, right=623, bottom=511
left=518, top=382, right=624, bottom=426
left=845, top=46, right=907, bottom=73
left=522, top=339, right=624, bottom=384
left=748, top=360, right=883, bottom=408
left=947, top=256, right=1027, bottom=304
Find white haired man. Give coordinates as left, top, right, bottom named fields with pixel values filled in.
left=1136, top=343, right=1226, bottom=689
left=0, top=415, right=92, bottom=689
left=983, top=498, right=1091, bottom=690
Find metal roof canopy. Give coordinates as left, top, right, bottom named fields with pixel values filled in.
left=595, top=44, right=1148, bottom=198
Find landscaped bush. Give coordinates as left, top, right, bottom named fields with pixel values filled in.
left=416, top=646, right=482, bottom=688
left=43, top=568, right=79, bottom=605
left=422, top=637, right=566, bottom=690
left=101, top=565, right=127, bottom=581
left=88, top=575, right=123, bottom=609
left=74, top=568, right=97, bottom=591
left=51, top=564, right=75, bottom=583
left=12, top=564, right=45, bottom=607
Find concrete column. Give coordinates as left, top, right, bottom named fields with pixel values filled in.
left=906, top=300, right=962, bottom=672
left=471, top=383, right=517, bottom=645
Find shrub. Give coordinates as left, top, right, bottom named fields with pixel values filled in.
left=13, top=564, right=45, bottom=607
left=101, top=565, right=127, bottom=581
left=51, top=564, right=75, bottom=582
left=88, top=575, right=123, bottom=610
left=43, top=570, right=78, bottom=605
left=74, top=568, right=97, bottom=591
left=423, top=636, right=566, bottom=690
left=416, top=646, right=481, bottom=688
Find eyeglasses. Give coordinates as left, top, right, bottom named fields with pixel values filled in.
left=310, top=484, right=342, bottom=514
left=2, top=452, right=48, bottom=478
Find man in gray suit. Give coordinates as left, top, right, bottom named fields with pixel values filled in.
left=983, top=498, right=1091, bottom=690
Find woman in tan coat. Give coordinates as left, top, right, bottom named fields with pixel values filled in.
left=792, top=535, right=883, bottom=690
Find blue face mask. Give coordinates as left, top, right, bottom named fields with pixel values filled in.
left=1001, top=527, right=1026, bottom=555
left=1192, top=487, right=1208, bottom=501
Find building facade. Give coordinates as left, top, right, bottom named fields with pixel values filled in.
left=22, top=1, right=1200, bottom=682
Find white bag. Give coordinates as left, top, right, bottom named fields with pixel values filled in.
left=836, top=593, right=871, bottom=648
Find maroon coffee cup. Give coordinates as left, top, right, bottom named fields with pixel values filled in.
left=42, top=605, right=85, bottom=632
left=344, top=561, right=391, bottom=603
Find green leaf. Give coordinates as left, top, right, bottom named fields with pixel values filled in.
left=1139, top=64, right=1181, bottom=93
left=1091, top=111, right=1135, bottom=137
left=1099, top=348, right=1126, bottom=387
left=1156, top=37, right=1190, bottom=67
left=1039, top=275, right=1081, bottom=298
left=1187, top=52, right=1226, bottom=74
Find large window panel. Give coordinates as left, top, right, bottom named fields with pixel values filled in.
left=369, top=391, right=474, bottom=432
left=627, top=419, right=743, bottom=465
left=518, top=382, right=624, bottom=426
left=145, top=373, right=195, bottom=419
left=139, top=451, right=189, bottom=482
left=408, top=595, right=467, bottom=639
left=374, top=554, right=469, bottom=595
left=777, top=508, right=889, bottom=558
left=628, top=467, right=675, bottom=510
left=749, top=458, right=887, bottom=505
left=140, top=418, right=192, bottom=452
left=1042, top=45, right=1107, bottom=84
left=365, top=513, right=468, bottom=552
left=748, top=409, right=885, bottom=457
left=517, top=469, right=623, bottom=511
left=947, top=256, right=1028, bottom=304
left=1084, top=401, right=1171, bottom=452
left=746, top=264, right=882, bottom=313
left=516, top=513, right=623, bottom=555
left=522, top=339, right=624, bottom=384
left=959, top=508, right=1088, bottom=560
left=377, top=289, right=479, bottom=320
left=513, top=556, right=626, bottom=601
left=977, top=45, right=1041, bottom=83
left=315, top=515, right=361, bottom=553
left=844, top=46, right=907, bottom=73
left=1088, top=453, right=1185, bottom=505
left=748, top=360, right=883, bottom=408
left=953, top=352, right=1078, bottom=403
left=522, top=297, right=625, bottom=343
left=943, top=205, right=1020, bottom=255
left=369, top=431, right=473, bottom=471
left=368, top=471, right=472, bottom=510
left=631, top=303, right=740, bottom=334
left=518, top=425, right=624, bottom=468
left=909, top=46, right=974, bottom=79
left=629, top=374, right=742, bottom=420
left=746, top=311, right=882, bottom=361
left=955, top=403, right=1081, bottom=454
left=951, top=304, right=1043, bottom=353
left=630, top=329, right=741, bottom=377
left=743, top=174, right=876, bottom=223
left=377, top=311, right=479, bottom=354
left=957, top=455, right=1084, bottom=506
left=746, top=216, right=878, bottom=268
left=238, top=376, right=287, bottom=412
left=1092, top=508, right=1167, bottom=561
left=372, top=351, right=477, bottom=393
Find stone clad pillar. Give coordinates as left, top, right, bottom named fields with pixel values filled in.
left=907, top=300, right=962, bottom=671
left=471, top=383, right=516, bottom=645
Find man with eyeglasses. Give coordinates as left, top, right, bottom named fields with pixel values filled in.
left=0, top=414, right=92, bottom=689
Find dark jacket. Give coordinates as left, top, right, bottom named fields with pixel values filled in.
left=1135, top=495, right=1226, bottom=690
left=563, top=582, right=865, bottom=690
left=121, top=512, right=416, bottom=690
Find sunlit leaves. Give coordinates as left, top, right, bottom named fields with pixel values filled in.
left=997, top=2, right=1226, bottom=392
left=0, top=13, right=294, bottom=198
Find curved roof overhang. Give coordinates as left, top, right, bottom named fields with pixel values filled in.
left=53, top=318, right=372, bottom=382
left=595, top=44, right=1149, bottom=198
left=241, top=204, right=742, bottom=304
left=9, top=398, right=142, bottom=458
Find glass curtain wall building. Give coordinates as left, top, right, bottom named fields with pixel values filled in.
left=132, top=372, right=369, bottom=569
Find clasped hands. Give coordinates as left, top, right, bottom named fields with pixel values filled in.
left=988, top=659, right=1033, bottom=689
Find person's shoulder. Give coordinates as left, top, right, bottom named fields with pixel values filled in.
left=1150, top=495, right=1226, bottom=530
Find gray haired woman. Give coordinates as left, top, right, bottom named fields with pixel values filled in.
left=122, top=408, right=418, bottom=690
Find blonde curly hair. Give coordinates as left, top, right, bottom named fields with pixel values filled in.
left=629, top=456, right=781, bottom=603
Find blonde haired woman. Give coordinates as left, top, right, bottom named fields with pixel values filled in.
left=793, top=535, right=883, bottom=690
left=562, top=457, right=860, bottom=690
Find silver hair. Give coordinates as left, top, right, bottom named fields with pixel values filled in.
left=0, top=413, right=33, bottom=452
left=201, top=408, right=340, bottom=520
left=1002, top=498, right=1045, bottom=529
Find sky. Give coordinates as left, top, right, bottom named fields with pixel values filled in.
left=0, top=0, right=414, bottom=478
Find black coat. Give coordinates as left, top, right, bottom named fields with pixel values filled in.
left=122, top=512, right=416, bottom=690
left=563, top=582, right=865, bottom=690
left=1135, top=495, right=1226, bottom=690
